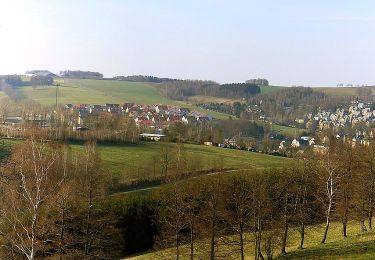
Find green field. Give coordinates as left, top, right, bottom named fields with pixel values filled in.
left=1, top=138, right=288, bottom=186
left=17, top=79, right=171, bottom=105
left=313, top=86, right=375, bottom=97
left=16, top=79, right=232, bottom=119
left=71, top=142, right=289, bottom=180
left=270, top=123, right=306, bottom=137
left=130, top=221, right=375, bottom=260
left=260, top=85, right=284, bottom=94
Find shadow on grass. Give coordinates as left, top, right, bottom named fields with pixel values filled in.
left=276, top=240, right=375, bottom=259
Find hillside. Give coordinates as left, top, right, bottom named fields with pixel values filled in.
left=15, top=78, right=232, bottom=119
left=129, top=221, right=375, bottom=260
left=186, top=85, right=284, bottom=104
left=1, top=139, right=288, bottom=181
left=313, top=86, right=375, bottom=97
left=72, top=142, right=288, bottom=180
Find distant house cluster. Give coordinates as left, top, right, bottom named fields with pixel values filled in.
left=65, top=103, right=212, bottom=130
left=306, top=100, right=375, bottom=130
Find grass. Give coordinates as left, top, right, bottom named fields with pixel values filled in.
left=187, top=95, right=239, bottom=104
left=0, top=91, right=7, bottom=99
left=17, top=79, right=171, bottom=105
left=260, top=85, right=284, bottom=94
left=270, top=123, right=306, bottom=137
left=16, top=79, right=232, bottom=119
left=129, top=221, right=375, bottom=260
left=71, top=142, right=289, bottom=180
left=313, top=86, right=375, bottom=97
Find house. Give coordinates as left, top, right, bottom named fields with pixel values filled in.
left=105, top=104, right=120, bottom=112
left=89, top=105, right=103, bottom=113
left=155, top=105, right=169, bottom=114
left=33, top=71, right=56, bottom=77
left=139, top=133, right=166, bottom=141
left=291, top=139, right=300, bottom=148
left=279, top=141, right=286, bottom=151
left=3, top=116, right=22, bottom=126
left=182, top=116, right=198, bottom=124
left=64, top=104, right=73, bottom=109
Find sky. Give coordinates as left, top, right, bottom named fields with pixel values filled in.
left=0, top=0, right=374, bottom=86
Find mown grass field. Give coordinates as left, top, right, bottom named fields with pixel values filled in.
left=71, top=142, right=289, bottom=180
left=129, top=221, right=375, bottom=260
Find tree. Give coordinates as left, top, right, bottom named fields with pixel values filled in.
left=319, top=142, right=341, bottom=244
left=223, top=174, right=254, bottom=260
left=73, top=141, right=109, bottom=258
left=1, top=138, right=61, bottom=259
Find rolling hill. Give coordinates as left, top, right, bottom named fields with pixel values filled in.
left=129, top=221, right=375, bottom=260
left=16, top=78, right=232, bottom=119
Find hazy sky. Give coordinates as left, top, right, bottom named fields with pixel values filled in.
left=0, top=0, right=374, bottom=86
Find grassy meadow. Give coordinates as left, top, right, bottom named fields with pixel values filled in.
left=259, top=85, right=283, bottom=94
left=16, top=79, right=232, bottom=119
left=71, top=142, right=289, bottom=180
left=1, top=138, right=288, bottom=180
left=129, top=221, right=375, bottom=260
left=313, top=86, right=375, bottom=97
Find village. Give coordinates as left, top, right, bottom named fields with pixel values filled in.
left=65, top=102, right=212, bottom=129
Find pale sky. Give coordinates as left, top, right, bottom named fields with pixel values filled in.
left=0, top=0, right=374, bottom=86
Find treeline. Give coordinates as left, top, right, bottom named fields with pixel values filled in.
left=157, top=81, right=260, bottom=100
left=165, top=120, right=264, bottom=144
left=219, top=83, right=260, bottom=97
left=113, top=75, right=176, bottom=83
left=198, top=102, right=247, bottom=118
left=249, top=87, right=342, bottom=124
left=125, top=137, right=375, bottom=259
left=246, top=78, right=269, bottom=86
left=59, top=70, right=103, bottom=79
left=0, top=138, right=124, bottom=259
left=0, top=75, right=53, bottom=88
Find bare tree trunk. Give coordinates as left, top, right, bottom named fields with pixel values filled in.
left=369, top=178, right=374, bottom=229
left=239, top=224, right=245, bottom=260
left=281, top=195, right=289, bottom=255
left=175, top=228, right=180, bottom=260
left=257, top=217, right=264, bottom=260
left=322, top=170, right=334, bottom=244
left=84, top=173, right=93, bottom=255
left=299, top=223, right=305, bottom=249
left=342, top=189, right=348, bottom=238
left=361, top=198, right=368, bottom=232
left=59, top=198, right=66, bottom=260
left=209, top=214, right=215, bottom=260
left=190, top=222, right=194, bottom=260
left=321, top=197, right=332, bottom=244
left=265, top=236, right=273, bottom=260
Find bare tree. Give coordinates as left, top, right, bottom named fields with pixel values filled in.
left=1, top=138, right=59, bottom=259
left=319, top=144, right=341, bottom=244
